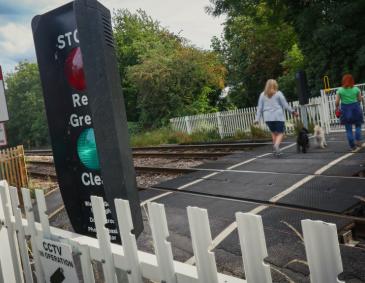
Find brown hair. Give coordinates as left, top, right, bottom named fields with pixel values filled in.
left=342, top=74, right=355, bottom=88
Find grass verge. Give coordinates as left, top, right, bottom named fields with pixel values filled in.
left=130, top=126, right=271, bottom=147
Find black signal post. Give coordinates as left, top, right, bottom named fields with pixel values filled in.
left=32, top=0, right=143, bottom=240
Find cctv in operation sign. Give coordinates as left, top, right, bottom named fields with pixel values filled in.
left=32, top=1, right=143, bottom=241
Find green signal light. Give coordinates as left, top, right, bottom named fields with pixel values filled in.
left=77, top=128, right=100, bottom=170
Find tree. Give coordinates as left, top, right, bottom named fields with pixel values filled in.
left=208, top=0, right=365, bottom=93
left=278, top=0, right=365, bottom=91
left=114, top=9, right=227, bottom=127
left=128, top=46, right=226, bottom=127
left=5, top=62, right=49, bottom=148
left=278, top=43, right=305, bottom=101
left=210, top=2, right=297, bottom=107
left=113, top=9, right=182, bottom=122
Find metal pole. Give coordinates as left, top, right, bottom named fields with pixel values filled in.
left=300, top=105, right=309, bottom=129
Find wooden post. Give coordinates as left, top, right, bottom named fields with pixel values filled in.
left=18, top=146, right=28, bottom=188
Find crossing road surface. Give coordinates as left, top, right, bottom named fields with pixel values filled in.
left=48, top=133, right=365, bottom=282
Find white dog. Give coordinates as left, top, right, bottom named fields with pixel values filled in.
left=314, top=125, right=327, bottom=148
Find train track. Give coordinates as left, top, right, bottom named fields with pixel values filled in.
left=24, top=141, right=270, bottom=156
left=28, top=141, right=267, bottom=222
left=27, top=160, right=196, bottom=180
left=25, top=144, right=246, bottom=178
left=26, top=150, right=233, bottom=159
left=27, top=151, right=228, bottom=159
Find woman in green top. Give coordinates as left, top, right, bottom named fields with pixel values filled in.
left=335, top=74, right=363, bottom=150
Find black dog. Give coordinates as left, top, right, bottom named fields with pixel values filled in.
left=297, top=127, right=309, bottom=153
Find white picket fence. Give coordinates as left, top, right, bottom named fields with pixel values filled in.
left=170, top=83, right=365, bottom=137
left=320, top=83, right=365, bottom=132
left=0, top=180, right=346, bottom=283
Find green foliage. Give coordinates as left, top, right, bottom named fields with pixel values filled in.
left=211, top=2, right=297, bottom=107
left=280, top=0, right=365, bottom=91
left=189, top=129, right=221, bottom=143
left=130, top=127, right=179, bottom=147
left=232, top=130, right=251, bottom=140
left=278, top=43, right=305, bottom=101
left=127, top=44, right=226, bottom=127
left=130, top=126, right=270, bottom=147
left=130, top=127, right=222, bottom=147
left=210, top=0, right=365, bottom=93
left=5, top=62, right=49, bottom=148
left=127, top=122, right=143, bottom=135
left=250, top=125, right=271, bottom=139
left=114, top=9, right=226, bottom=127
left=113, top=9, right=181, bottom=122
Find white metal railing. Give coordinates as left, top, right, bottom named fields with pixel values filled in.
left=320, top=83, right=365, bottom=133
left=0, top=181, right=346, bottom=283
left=170, top=83, right=365, bottom=137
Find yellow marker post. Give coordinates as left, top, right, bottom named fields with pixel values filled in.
left=323, top=76, right=331, bottom=94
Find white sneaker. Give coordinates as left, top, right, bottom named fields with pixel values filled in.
left=273, top=144, right=282, bottom=157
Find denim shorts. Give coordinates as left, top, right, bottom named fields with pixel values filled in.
left=266, top=121, right=285, bottom=133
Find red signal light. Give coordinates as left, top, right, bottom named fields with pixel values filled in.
left=64, top=47, right=86, bottom=91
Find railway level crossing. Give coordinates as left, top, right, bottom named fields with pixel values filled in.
left=133, top=132, right=365, bottom=282
left=2, top=0, right=364, bottom=281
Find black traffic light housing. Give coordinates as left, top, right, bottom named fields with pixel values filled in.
left=74, top=0, right=143, bottom=236
left=296, top=70, right=310, bottom=105
left=32, top=0, right=143, bottom=240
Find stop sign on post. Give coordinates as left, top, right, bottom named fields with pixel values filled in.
left=32, top=0, right=143, bottom=240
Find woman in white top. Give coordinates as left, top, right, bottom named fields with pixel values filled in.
left=255, top=79, right=298, bottom=156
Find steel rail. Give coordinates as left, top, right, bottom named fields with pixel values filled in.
left=24, top=141, right=270, bottom=156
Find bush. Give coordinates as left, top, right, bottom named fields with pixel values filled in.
left=128, top=122, right=143, bottom=135
left=294, top=120, right=314, bottom=135
left=189, top=129, right=221, bottom=143
left=130, top=127, right=172, bottom=147
left=232, top=129, right=250, bottom=140
left=166, top=131, right=192, bottom=144
left=130, top=127, right=195, bottom=147
left=250, top=125, right=270, bottom=139
left=129, top=124, right=272, bottom=147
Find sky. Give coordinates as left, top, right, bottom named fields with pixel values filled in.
left=0, top=0, right=225, bottom=75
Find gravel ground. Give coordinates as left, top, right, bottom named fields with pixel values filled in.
left=136, top=172, right=182, bottom=188
left=133, top=157, right=205, bottom=168
left=27, top=156, right=205, bottom=168
left=29, top=177, right=58, bottom=192
left=27, top=156, right=207, bottom=190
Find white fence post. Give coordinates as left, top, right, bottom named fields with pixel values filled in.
left=236, top=213, right=272, bottom=283
left=216, top=112, right=224, bottom=139
left=187, top=206, right=219, bottom=283
left=9, top=187, right=33, bottom=283
left=0, top=260, right=3, bottom=283
left=147, top=202, right=177, bottom=283
left=302, top=220, right=344, bottom=283
left=0, top=181, right=24, bottom=283
left=0, top=182, right=19, bottom=283
left=79, top=244, right=96, bottom=283
left=35, top=189, right=51, bottom=238
left=115, top=199, right=143, bottom=283
left=91, top=196, right=117, bottom=283
left=320, top=90, right=330, bottom=134
left=22, top=188, right=45, bottom=282
left=185, top=116, right=192, bottom=134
